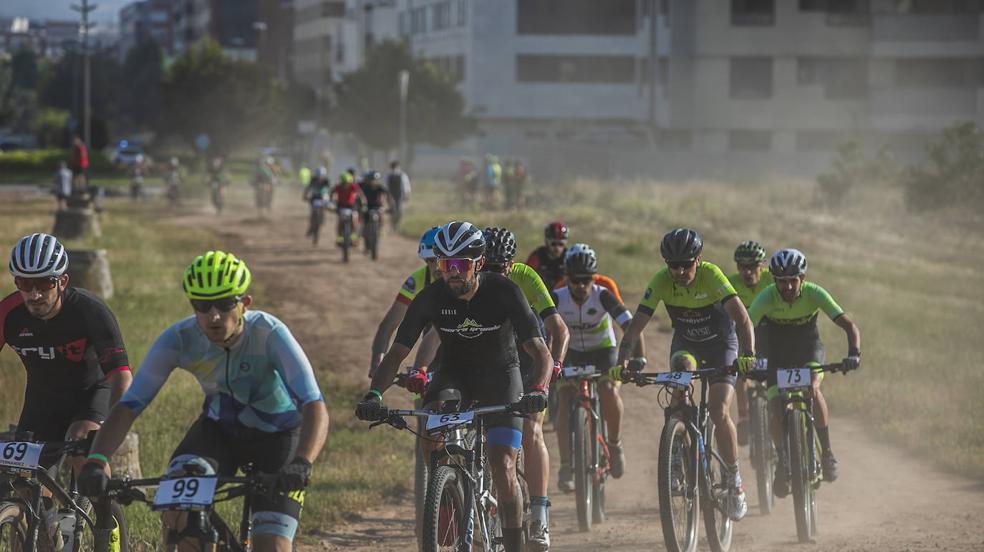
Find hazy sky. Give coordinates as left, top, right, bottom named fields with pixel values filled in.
left=1, top=0, right=127, bottom=24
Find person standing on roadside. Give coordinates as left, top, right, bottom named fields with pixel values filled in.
left=387, top=161, right=411, bottom=230
left=70, top=136, right=89, bottom=189
left=52, top=161, right=73, bottom=211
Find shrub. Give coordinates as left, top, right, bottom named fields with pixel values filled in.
left=903, top=122, right=984, bottom=212
left=815, top=139, right=899, bottom=207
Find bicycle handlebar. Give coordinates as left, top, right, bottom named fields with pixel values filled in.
left=741, top=362, right=849, bottom=382
left=623, top=366, right=727, bottom=385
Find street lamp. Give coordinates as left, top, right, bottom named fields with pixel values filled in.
left=70, top=0, right=97, bottom=149
left=398, top=69, right=409, bottom=164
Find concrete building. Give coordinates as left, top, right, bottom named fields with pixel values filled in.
left=119, top=0, right=174, bottom=59
left=1, top=18, right=81, bottom=59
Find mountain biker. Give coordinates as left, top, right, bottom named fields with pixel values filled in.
left=616, top=228, right=756, bottom=522
left=552, top=244, right=625, bottom=303
left=526, top=221, right=569, bottom=291
left=360, top=170, right=392, bottom=252
left=553, top=243, right=643, bottom=490
left=165, top=157, right=182, bottom=207
left=206, top=156, right=227, bottom=213
left=129, top=155, right=146, bottom=201
left=303, top=167, right=332, bottom=244
left=744, top=248, right=860, bottom=495
left=79, top=251, right=329, bottom=552
left=386, top=161, right=411, bottom=230
left=330, top=171, right=367, bottom=247
left=1, top=233, right=133, bottom=474
left=368, top=227, right=442, bottom=378
left=727, top=241, right=774, bottom=445
left=357, top=221, right=553, bottom=552
left=253, top=156, right=279, bottom=213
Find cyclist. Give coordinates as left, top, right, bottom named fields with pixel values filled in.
left=79, top=251, right=330, bottom=552
left=553, top=243, right=642, bottom=489
left=727, top=241, right=773, bottom=445
left=253, top=156, right=278, bottom=213
left=552, top=244, right=625, bottom=303
left=330, top=171, right=367, bottom=247
left=386, top=161, right=411, bottom=230
left=303, top=167, right=332, bottom=245
left=165, top=157, right=182, bottom=207
left=744, top=248, right=860, bottom=494
left=2, top=233, right=132, bottom=477
left=525, top=221, right=569, bottom=291
left=616, top=228, right=756, bottom=522
left=368, top=227, right=443, bottom=378
left=206, top=156, right=227, bottom=213
left=357, top=221, right=553, bottom=552
left=360, top=170, right=392, bottom=252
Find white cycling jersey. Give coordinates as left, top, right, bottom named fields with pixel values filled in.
left=552, top=284, right=631, bottom=352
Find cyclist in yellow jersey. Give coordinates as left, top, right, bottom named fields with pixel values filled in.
left=727, top=241, right=773, bottom=446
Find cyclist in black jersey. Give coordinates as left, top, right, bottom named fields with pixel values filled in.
left=357, top=222, right=553, bottom=552
left=525, top=221, right=569, bottom=290
left=1, top=233, right=132, bottom=470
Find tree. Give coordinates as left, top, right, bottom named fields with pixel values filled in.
left=119, top=39, right=164, bottom=131
left=10, top=47, right=38, bottom=91
left=329, top=40, right=473, bottom=153
left=903, top=122, right=984, bottom=211
left=158, top=39, right=289, bottom=153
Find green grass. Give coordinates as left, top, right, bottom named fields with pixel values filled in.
left=399, top=176, right=984, bottom=480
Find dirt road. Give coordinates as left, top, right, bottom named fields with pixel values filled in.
left=191, top=198, right=983, bottom=552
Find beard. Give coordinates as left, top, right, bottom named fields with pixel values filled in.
left=447, top=276, right=476, bottom=297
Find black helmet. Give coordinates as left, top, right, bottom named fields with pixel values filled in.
left=544, top=221, right=569, bottom=241
left=564, top=243, right=598, bottom=275
left=661, top=228, right=703, bottom=262
left=734, top=241, right=767, bottom=264
left=363, top=170, right=381, bottom=183
left=769, top=248, right=808, bottom=277
left=483, top=227, right=517, bottom=265
left=435, top=221, right=486, bottom=258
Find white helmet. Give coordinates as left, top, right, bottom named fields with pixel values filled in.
left=769, top=248, right=808, bottom=278
left=434, top=221, right=486, bottom=258
left=9, top=233, right=69, bottom=278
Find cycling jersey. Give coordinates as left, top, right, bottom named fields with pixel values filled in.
left=508, top=262, right=557, bottom=319
left=121, top=310, right=323, bottom=434
left=637, top=262, right=738, bottom=343
left=395, top=266, right=433, bottom=305
left=304, top=182, right=331, bottom=208
left=361, top=183, right=389, bottom=210
left=525, top=246, right=566, bottom=290
left=727, top=271, right=774, bottom=308
left=552, top=284, right=630, bottom=352
left=747, top=282, right=844, bottom=339
left=553, top=273, right=624, bottom=303
left=331, top=182, right=361, bottom=208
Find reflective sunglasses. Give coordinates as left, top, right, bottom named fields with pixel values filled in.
left=190, top=295, right=242, bottom=313
left=569, top=275, right=593, bottom=285
left=14, top=276, right=60, bottom=292
left=774, top=275, right=801, bottom=284
left=437, top=257, right=480, bottom=274
left=666, top=259, right=697, bottom=270
left=548, top=240, right=567, bottom=248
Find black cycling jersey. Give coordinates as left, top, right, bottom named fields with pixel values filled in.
left=526, top=246, right=566, bottom=291
left=0, top=287, right=129, bottom=392
left=361, top=183, right=390, bottom=210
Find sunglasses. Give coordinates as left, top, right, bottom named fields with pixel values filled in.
left=666, top=259, right=697, bottom=270
left=437, top=257, right=480, bottom=274
left=569, top=276, right=593, bottom=285
left=14, top=276, right=60, bottom=293
left=548, top=241, right=567, bottom=248
left=775, top=276, right=801, bottom=284
left=737, top=263, right=762, bottom=271
left=190, top=296, right=242, bottom=313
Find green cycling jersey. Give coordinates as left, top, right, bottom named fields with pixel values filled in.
left=728, top=271, right=775, bottom=308
left=638, top=261, right=738, bottom=343
left=508, top=262, right=557, bottom=319
left=747, top=281, right=844, bottom=328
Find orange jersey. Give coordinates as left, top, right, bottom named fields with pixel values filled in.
left=554, top=273, right=623, bottom=304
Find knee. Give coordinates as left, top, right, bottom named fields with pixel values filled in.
left=710, top=403, right=729, bottom=425
left=671, top=353, right=696, bottom=372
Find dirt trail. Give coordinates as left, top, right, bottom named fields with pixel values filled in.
left=184, top=197, right=983, bottom=552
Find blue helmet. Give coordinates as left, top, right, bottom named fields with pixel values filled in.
left=418, top=226, right=441, bottom=260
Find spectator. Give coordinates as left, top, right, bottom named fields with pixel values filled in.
left=70, top=136, right=89, bottom=188
left=52, top=161, right=73, bottom=211
left=386, top=160, right=411, bottom=230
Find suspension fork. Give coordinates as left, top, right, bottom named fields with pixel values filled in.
left=23, top=482, right=42, bottom=552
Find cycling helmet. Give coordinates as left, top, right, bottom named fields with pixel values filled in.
left=166, top=454, right=217, bottom=477
left=363, top=171, right=381, bottom=183
left=544, top=221, right=569, bottom=241
left=339, top=172, right=354, bottom=184
left=483, top=227, right=518, bottom=265
left=564, top=243, right=598, bottom=275
left=346, top=167, right=357, bottom=176
left=660, top=228, right=703, bottom=262
left=418, top=226, right=441, bottom=260
left=734, top=240, right=767, bottom=264
left=9, top=233, right=69, bottom=278
left=769, top=248, right=808, bottom=278
left=435, top=221, right=486, bottom=259
left=182, top=250, right=251, bottom=300
left=313, top=166, right=328, bottom=179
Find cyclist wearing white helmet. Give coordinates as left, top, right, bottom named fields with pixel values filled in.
left=744, top=248, right=861, bottom=494
left=2, top=233, right=132, bottom=473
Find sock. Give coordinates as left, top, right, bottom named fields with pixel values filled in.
left=817, top=426, right=831, bottom=454
left=530, top=495, right=549, bottom=526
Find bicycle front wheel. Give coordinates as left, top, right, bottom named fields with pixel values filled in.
left=788, top=409, right=813, bottom=543
left=423, top=465, right=467, bottom=552
left=80, top=501, right=128, bottom=552
left=749, top=391, right=774, bottom=515
left=0, top=502, right=26, bottom=552
left=572, top=405, right=593, bottom=532
left=701, top=418, right=733, bottom=552
left=657, top=416, right=698, bottom=552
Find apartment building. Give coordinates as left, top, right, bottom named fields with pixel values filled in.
left=119, top=0, right=174, bottom=59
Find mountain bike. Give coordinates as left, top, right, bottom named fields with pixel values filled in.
left=334, top=207, right=356, bottom=263
left=745, top=375, right=774, bottom=515
left=370, top=401, right=530, bottom=552
left=208, top=178, right=225, bottom=214
left=560, top=364, right=610, bottom=532
left=306, top=200, right=326, bottom=247
left=625, top=367, right=734, bottom=552
left=363, top=208, right=383, bottom=261
left=101, top=460, right=280, bottom=552
left=0, top=431, right=128, bottom=552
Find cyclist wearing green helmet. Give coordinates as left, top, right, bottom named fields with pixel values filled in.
left=80, top=251, right=329, bottom=552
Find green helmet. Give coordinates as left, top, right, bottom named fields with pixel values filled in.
left=734, top=241, right=767, bottom=264
left=182, top=251, right=252, bottom=300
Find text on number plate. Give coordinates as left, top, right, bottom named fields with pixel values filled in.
left=653, top=372, right=693, bottom=387
left=426, top=411, right=476, bottom=432
left=153, top=477, right=218, bottom=510
left=0, top=442, right=43, bottom=469
left=777, top=368, right=811, bottom=390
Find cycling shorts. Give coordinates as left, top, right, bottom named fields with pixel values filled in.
left=170, top=416, right=303, bottom=540
left=670, top=332, right=738, bottom=386
left=556, top=348, right=618, bottom=389
left=422, top=365, right=524, bottom=441
left=18, top=384, right=110, bottom=468
left=764, top=331, right=825, bottom=394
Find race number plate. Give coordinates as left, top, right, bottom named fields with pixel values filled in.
left=777, top=368, right=811, bottom=390
left=153, top=476, right=218, bottom=511
left=0, top=442, right=43, bottom=469
left=562, top=365, right=596, bottom=378
left=653, top=371, right=693, bottom=388
left=426, top=411, right=476, bottom=432
left=338, top=207, right=353, bottom=216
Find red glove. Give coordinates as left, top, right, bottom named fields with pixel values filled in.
left=550, top=360, right=562, bottom=385
left=406, top=370, right=429, bottom=394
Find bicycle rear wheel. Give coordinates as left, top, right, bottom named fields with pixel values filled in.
left=341, top=217, right=351, bottom=263
left=788, top=409, right=813, bottom=543
left=749, top=391, right=774, bottom=515
left=701, top=419, right=733, bottom=552
left=0, top=502, right=26, bottom=552
left=572, top=405, right=593, bottom=532
left=423, top=465, right=467, bottom=552
left=657, top=416, right=698, bottom=552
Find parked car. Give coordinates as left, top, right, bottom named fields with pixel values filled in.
left=111, top=140, right=146, bottom=166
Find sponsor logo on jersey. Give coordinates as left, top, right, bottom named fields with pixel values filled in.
left=441, top=308, right=457, bottom=316
left=693, top=292, right=708, bottom=299
left=644, top=288, right=653, bottom=300
left=441, top=317, right=501, bottom=339
left=587, top=308, right=597, bottom=315
left=18, top=328, right=33, bottom=337
left=402, top=277, right=417, bottom=293
left=11, top=337, right=87, bottom=362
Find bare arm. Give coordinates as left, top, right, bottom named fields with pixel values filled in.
left=723, top=296, right=756, bottom=356
left=370, top=301, right=409, bottom=377
left=543, top=313, right=569, bottom=364
left=617, top=310, right=652, bottom=366
left=369, top=343, right=412, bottom=395
left=108, top=370, right=133, bottom=406
left=88, top=403, right=139, bottom=460
left=294, top=401, right=330, bottom=463
left=617, top=319, right=646, bottom=358
left=521, top=337, right=553, bottom=390
left=833, top=313, right=861, bottom=354
left=412, top=327, right=441, bottom=370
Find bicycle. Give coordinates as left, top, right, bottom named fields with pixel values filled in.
left=392, top=370, right=432, bottom=550
left=208, top=178, right=225, bottom=214
left=101, top=460, right=280, bottom=552
left=370, top=401, right=530, bottom=552
left=0, top=431, right=128, bottom=552
left=559, top=364, right=610, bottom=532
left=306, top=200, right=327, bottom=247
left=362, top=208, right=383, bottom=261
left=745, top=362, right=851, bottom=543
left=624, top=367, right=735, bottom=552
left=744, top=372, right=774, bottom=515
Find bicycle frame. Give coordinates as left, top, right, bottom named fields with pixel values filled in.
left=569, top=375, right=609, bottom=484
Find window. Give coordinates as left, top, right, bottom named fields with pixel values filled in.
left=432, top=1, right=451, bottom=31
left=795, top=130, right=840, bottom=151
left=658, top=58, right=669, bottom=86
left=427, top=55, right=466, bottom=82
left=410, top=7, right=427, bottom=34
left=732, top=0, right=775, bottom=26
left=797, top=58, right=868, bottom=98
left=399, top=12, right=408, bottom=35
left=322, top=1, right=345, bottom=18
left=516, top=55, right=636, bottom=83
left=826, top=0, right=869, bottom=25
left=729, top=130, right=772, bottom=152
left=730, top=57, right=773, bottom=99
left=456, top=0, right=467, bottom=26
left=895, top=58, right=984, bottom=88
left=517, top=0, right=636, bottom=35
